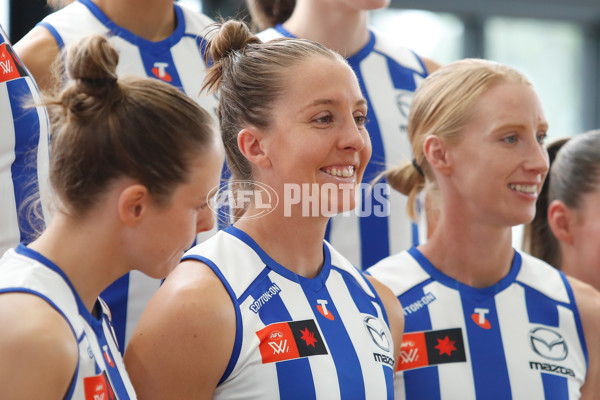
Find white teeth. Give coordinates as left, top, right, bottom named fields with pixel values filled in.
left=324, top=166, right=354, bottom=177
left=509, top=184, right=537, bottom=193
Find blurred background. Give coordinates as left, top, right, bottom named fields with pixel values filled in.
left=3, top=0, right=600, bottom=141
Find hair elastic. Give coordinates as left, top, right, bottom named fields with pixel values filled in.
left=412, top=158, right=425, bottom=177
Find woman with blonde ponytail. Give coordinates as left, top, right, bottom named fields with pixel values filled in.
left=368, top=58, right=600, bottom=399
left=125, top=20, right=404, bottom=399
left=0, top=35, right=223, bottom=399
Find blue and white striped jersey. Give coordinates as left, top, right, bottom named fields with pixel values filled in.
left=368, top=248, right=588, bottom=399
left=182, top=226, right=395, bottom=399
left=38, top=0, right=218, bottom=351
left=258, top=25, right=429, bottom=269
left=0, top=25, right=50, bottom=254
left=0, top=244, right=137, bottom=399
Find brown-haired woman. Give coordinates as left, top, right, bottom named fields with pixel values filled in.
left=0, top=35, right=223, bottom=399
left=124, top=20, right=404, bottom=399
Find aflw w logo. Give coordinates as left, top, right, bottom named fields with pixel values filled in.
left=0, top=59, right=12, bottom=74
left=268, top=339, right=290, bottom=355
left=400, top=348, right=419, bottom=364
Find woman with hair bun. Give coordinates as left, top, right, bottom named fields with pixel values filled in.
left=124, top=20, right=403, bottom=399
left=0, top=35, right=223, bottom=399
left=368, top=59, right=600, bottom=399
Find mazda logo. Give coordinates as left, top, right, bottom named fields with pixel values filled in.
left=364, top=315, right=390, bottom=352
left=529, top=327, right=568, bottom=361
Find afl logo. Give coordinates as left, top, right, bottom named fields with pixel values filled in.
left=364, top=315, right=390, bottom=352
left=529, top=327, right=568, bottom=361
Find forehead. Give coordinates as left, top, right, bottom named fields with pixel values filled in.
left=278, top=56, right=363, bottom=105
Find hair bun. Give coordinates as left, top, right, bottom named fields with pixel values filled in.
left=207, top=20, right=261, bottom=64
left=66, top=35, right=119, bottom=93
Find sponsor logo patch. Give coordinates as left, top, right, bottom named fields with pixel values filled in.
left=0, top=43, right=27, bottom=82
left=471, top=308, right=492, bottom=330
left=529, top=327, right=568, bottom=361
left=398, top=328, right=466, bottom=371
left=316, top=299, right=334, bottom=320
left=257, top=319, right=328, bottom=364
left=83, top=371, right=116, bottom=400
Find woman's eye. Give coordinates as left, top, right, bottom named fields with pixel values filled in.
left=536, top=132, right=547, bottom=144
left=503, top=135, right=517, bottom=144
left=314, top=114, right=333, bottom=124
left=355, top=115, right=368, bottom=127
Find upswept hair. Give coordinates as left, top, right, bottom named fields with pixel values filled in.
left=45, top=35, right=215, bottom=216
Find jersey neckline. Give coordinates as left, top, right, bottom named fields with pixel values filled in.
left=407, top=246, right=523, bottom=297
left=78, top=0, right=186, bottom=53
left=272, top=23, right=376, bottom=64
left=224, top=225, right=332, bottom=291
left=14, top=243, right=104, bottom=326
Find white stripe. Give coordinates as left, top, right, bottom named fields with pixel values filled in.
left=426, top=281, right=477, bottom=400
left=123, top=270, right=161, bottom=348
left=328, top=209, right=361, bottom=268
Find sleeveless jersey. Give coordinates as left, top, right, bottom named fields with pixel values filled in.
left=0, top=244, right=137, bottom=399
left=0, top=25, right=50, bottom=254
left=182, top=225, right=395, bottom=399
left=368, top=247, right=588, bottom=400
left=258, top=25, right=429, bottom=269
left=38, top=0, right=218, bottom=351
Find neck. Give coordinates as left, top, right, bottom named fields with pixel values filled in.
left=560, top=248, right=600, bottom=292
left=28, top=212, right=128, bottom=312
left=92, top=0, right=176, bottom=41
left=234, top=205, right=328, bottom=278
left=420, top=211, right=515, bottom=288
left=283, top=0, right=370, bottom=57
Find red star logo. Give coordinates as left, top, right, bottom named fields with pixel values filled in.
left=300, top=328, right=318, bottom=347
left=435, top=335, right=456, bottom=356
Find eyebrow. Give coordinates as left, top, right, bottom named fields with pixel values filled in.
left=300, top=98, right=368, bottom=112
left=494, top=122, right=549, bottom=132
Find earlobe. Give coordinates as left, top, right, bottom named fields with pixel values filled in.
left=547, top=200, right=574, bottom=245
left=423, top=135, right=451, bottom=175
left=118, top=184, right=149, bottom=227
left=237, top=127, right=272, bottom=168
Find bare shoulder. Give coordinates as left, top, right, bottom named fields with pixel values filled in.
left=421, top=56, right=442, bottom=75
left=125, top=260, right=236, bottom=399
left=14, top=25, right=61, bottom=92
left=0, top=293, right=78, bottom=399
left=366, top=274, right=405, bottom=364
left=567, top=276, right=600, bottom=398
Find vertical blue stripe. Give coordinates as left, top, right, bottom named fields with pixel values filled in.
left=541, top=373, right=568, bottom=399
left=7, top=78, right=42, bottom=243
left=100, top=274, right=129, bottom=352
left=253, top=275, right=316, bottom=400
left=399, top=284, right=440, bottom=400
left=559, top=272, right=589, bottom=370
left=95, top=316, right=129, bottom=397
left=301, top=281, right=366, bottom=399
left=404, top=368, right=441, bottom=400
left=346, top=58, right=390, bottom=269
left=461, top=295, right=512, bottom=399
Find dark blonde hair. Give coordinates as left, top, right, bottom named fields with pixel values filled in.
left=203, top=20, right=344, bottom=184
left=245, top=0, right=296, bottom=31
left=382, top=58, right=531, bottom=220
left=45, top=35, right=215, bottom=216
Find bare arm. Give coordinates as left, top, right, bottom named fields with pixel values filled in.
left=0, top=293, right=78, bottom=400
left=568, top=277, right=600, bottom=399
left=366, top=275, right=405, bottom=367
left=124, top=260, right=236, bottom=399
left=14, top=26, right=61, bottom=93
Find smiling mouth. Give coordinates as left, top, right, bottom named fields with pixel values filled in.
left=321, top=166, right=355, bottom=177
left=508, top=183, right=537, bottom=194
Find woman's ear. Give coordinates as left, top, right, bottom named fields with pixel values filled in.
left=118, top=184, right=149, bottom=227
left=548, top=199, right=575, bottom=245
left=423, top=135, right=451, bottom=175
left=237, top=127, right=272, bottom=168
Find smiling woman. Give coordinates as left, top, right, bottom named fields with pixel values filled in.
left=124, top=19, right=404, bottom=400
left=368, top=58, right=600, bottom=399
